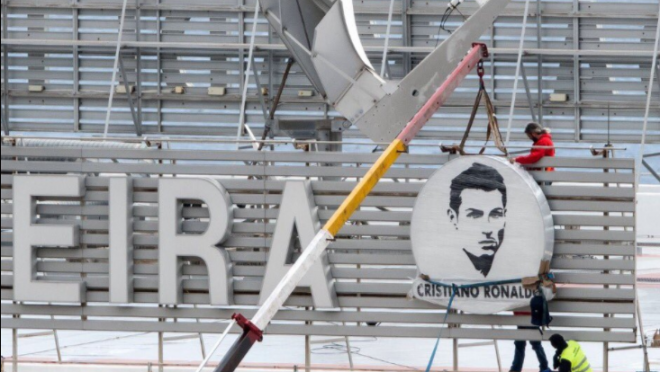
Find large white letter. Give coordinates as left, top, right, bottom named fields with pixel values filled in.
left=13, top=176, right=86, bottom=303
left=159, top=179, right=233, bottom=305
left=109, top=177, right=134, bottom=304
left=260, top=181, right=338, bottom=308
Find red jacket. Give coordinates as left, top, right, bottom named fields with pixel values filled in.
left=516, top=133, right=555, bottom=171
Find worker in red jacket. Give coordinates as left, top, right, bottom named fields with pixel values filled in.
left=511, top=123, right=556, bottom=171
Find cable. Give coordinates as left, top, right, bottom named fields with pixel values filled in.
left=435, top=0, right=464, bottom=47
left=453, top=6, right=469, bottom=22
left=295, top=0, right=312, bottom=49
left=435, top=8, right=454, bottom=47
left=17, top=332, right=151, bottom=358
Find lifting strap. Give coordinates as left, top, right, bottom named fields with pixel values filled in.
left=442, top=60, right=508, bottom=156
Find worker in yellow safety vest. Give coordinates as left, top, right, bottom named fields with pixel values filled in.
left=549, top=334, right=593, bottom=372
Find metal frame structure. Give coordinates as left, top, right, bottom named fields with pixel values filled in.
left=0, top=141, right=640, bottom=372
left=1, top=0, right=658, bottom=142
left=0, top=0, right=657, bottom=370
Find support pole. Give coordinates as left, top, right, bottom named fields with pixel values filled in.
left=195, top=306, right=207, bottom=359
left=102, top=0, right=130, bottom=138
left=636, top=9, right=660, bottom=189
left=401, top=0, right=412, bottom=75
left=520, top=61, right=538, bottom=123
left=344, top=335, right=354, bottom=370
left=199, top=334, right=207, bottom=360
left=505, top=0, right=532, bottom=144
left=52, top=315, right=62, bottom=363
left=12, top=327, right=17, bottom=372
left=250, top=54, right=270, bottom=121
left=236, top=3, right=260, bottom=146
left=156, top=0, right=162, bottom=133
left=158, top=332, right=164, bottom=372
left=136, top=0, right=143, bottom=132
left=73, top=0, right=81, bottom=132
left=636, top=291, right=651, bottom=372
left=572, top=0, right=581, bottom=141
left=305, top=334, right=311, bottom=372
left=380, top=0, right=396, bottom=78
left=2, top=0, right=9, bottom=135
left=118, top=54, right=142, bottom=136
left=536, top=0, right=544, bottom=125
left=453, top=339, right=459, bottom=372
left=0, top=107, right=7, bottom=136
left=195, top=320, right=236, bottom=372
left=633, top=13, right=657, bottom=362
left=493, top=326, right=503, bottom=372
left=258, top=58, right=294, bottom=151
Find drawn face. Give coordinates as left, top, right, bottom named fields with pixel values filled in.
left=448, top=189, right=506, bottom=261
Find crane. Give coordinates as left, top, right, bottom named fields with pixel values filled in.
left=212, top=1, right=512, bottom=370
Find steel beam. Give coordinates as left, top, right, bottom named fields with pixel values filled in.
left=643, top=159, right=660, bottom=183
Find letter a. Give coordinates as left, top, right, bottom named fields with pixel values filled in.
left=260, top=181, right=338, bottom=308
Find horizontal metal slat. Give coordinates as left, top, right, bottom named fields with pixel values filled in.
left=0, top=304, right=636, bottom=329
left=0, top=318, right=636, bottom=343
left=0, top=289, right=636, bottom=315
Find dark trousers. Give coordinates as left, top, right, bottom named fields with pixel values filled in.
left=511, top=327, right=549, bottom=372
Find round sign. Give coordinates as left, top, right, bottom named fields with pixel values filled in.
left=410, top=156, right=554, bottom=314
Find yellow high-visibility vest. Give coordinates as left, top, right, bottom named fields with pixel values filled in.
left=560, top=340, right=593, bottom=372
